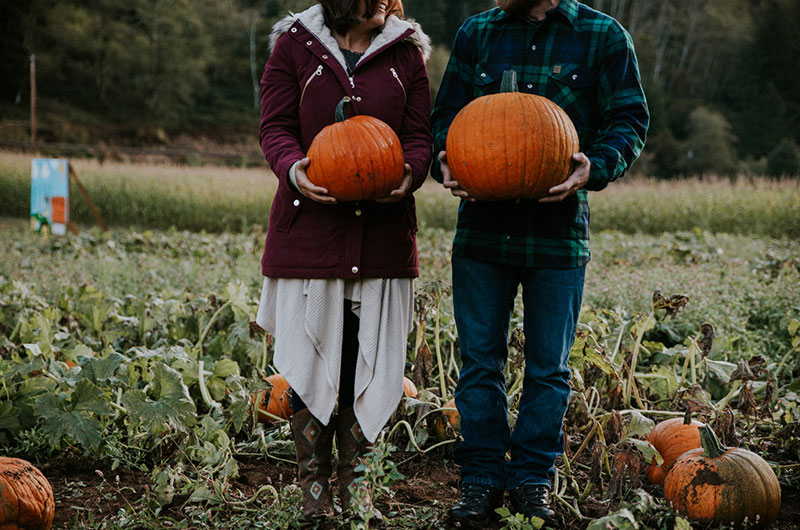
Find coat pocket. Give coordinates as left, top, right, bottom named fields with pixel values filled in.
left=273, top=192, right=303, bottom=234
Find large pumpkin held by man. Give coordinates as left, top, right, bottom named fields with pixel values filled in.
left=446, top=69, right=579, bottom=201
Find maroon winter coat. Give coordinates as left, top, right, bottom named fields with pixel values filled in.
left=259, top=4, right=433, bottom=279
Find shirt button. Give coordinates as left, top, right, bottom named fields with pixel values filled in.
left=355, top=209, right=362, bottom=216
left=322, top=54, right=328, bottom=59
left=572, top=74, right=578, bottom=80
left=527, top=84, right=533, bottom=89
left=351, top=266, right=359, bottom=274
left=306, top=40, right=312, bottom=45
left=293, top=199, right=300, bottom=206
left=531, top=45, right=537, bottom=50
left=506, top=236, right=511, bottom=240
left=480, top=73, right=487, bottom=78
left=291, top=28, right=297, bottom=33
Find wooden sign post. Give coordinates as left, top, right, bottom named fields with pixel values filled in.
left=30, top=159, right=107, bottom=235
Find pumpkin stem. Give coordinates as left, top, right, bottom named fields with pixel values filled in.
left=501, top=70, right=519, bottom=93
left=699, top=424, right=728, bottom=459
left=335, top=96, right=352, bottom=122
left=683, top=409, right=692, bottom=425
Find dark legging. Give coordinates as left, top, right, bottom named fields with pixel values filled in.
left=292, top=299, right=359, bottom=412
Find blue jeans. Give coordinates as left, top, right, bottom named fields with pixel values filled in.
left=451, top=255, right=585, bottom=490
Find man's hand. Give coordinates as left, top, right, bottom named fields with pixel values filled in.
left=439, top=151, right=476, bottom=202
left=375, top=164, right=412, bottom=204
left=539, top=153, right=591, bottom=203
left=294, top=158, right=337, bottom=204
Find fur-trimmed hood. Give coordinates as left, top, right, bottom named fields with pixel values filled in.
left=269, top=3, right=432, bottom=67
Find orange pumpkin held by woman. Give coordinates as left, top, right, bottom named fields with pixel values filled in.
left=252, top=373, right=293, bottom=422
left=664, top=424, right=781, bottom=529
left=0, top=457, right=55, bottom=530
left=645, top=416, right=703, bottom=484
left=306, top=96, right=405, bottom=202
left=446, top=70, right=579, bottom=201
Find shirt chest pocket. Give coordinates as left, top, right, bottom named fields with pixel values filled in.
left=473, top=63, right=512, bottom=98
left=545, top=63, right=596, bottom=122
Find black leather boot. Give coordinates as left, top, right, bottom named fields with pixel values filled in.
left=447, top=482, right=504, bottom=528
left=508, top=484, right=555, bottom=525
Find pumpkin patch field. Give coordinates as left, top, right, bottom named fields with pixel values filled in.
left=1, top=162, right=800, bottom=529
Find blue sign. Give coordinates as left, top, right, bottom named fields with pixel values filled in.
left=30, top=158, right=69, bottom=235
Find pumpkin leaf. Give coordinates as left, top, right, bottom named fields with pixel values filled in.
left=34, top=379, right=113, bottom=452
left=81, top=351, right=126, bottom=385
left=121, top=363, right=197, bottom=435
left=629, top=438, right=663, bottom=466
left=585, top=508, right=637, bottom=530
left=674, top=516, right=693, bottom=530
left=788, top=318, right=800, bottom=337
left=627, top=410, right=655, bottom=438
left=0, top=400, right=21, bottom=434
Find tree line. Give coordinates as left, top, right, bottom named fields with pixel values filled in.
left=1, top=0, right=798, bottom=177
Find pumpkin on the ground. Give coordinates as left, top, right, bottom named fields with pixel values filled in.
left=446, top=69, right=579, bottom=201
left=252, top=373, right=293, bottom=422
left=645, top=416, right=703, bottom=484
left=664, top=424, right=781, bottom=529
left=403, top=377, right=419, bottom=399
left=0, top=457, right=55, bottom=530
left=431, top=397, right=461, bottom=440
left=306, top=96, right=405, bottom=202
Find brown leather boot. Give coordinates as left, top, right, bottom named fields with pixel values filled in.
left=336, top=408, right=384, bottom=524
left=291, top=408, right=335, bottom=520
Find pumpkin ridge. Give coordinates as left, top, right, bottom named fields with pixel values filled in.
left=518, top=95, right=531, bottom=197
left=551, top=101, right=569, bottom=195
left=734, top=448, right=776, bottom=525
left=480, top=96, right=495, bottom=199
left=501, top=94, right=512, bottom=199
left=726, top=448, right=754, bottom=524
left=354, top=119, right=378, bottom=199
left=335, top=123, right=360, bottom=200
left=1, top=466, right=22, bottom=524
left=532, top=98, right=547, bottom=197
left=535, top=98, right=553, bottom=197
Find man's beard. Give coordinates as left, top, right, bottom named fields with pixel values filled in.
left=496, top=0, right=538, bottom=16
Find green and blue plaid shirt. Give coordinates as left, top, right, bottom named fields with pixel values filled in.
left=432, top=0, right=649, bottom=269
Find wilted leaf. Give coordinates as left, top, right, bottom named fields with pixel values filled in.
left=586, top=508, right=637, bottom=530
left=629, top=438, right=663, bottom=466
left=627, top=410, right=655, bottom=438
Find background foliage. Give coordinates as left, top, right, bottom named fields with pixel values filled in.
left=2, top=0, right=800, bottom=177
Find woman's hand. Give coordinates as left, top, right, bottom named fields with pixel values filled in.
left=539, top=153, right=591, bottom=203
left=374, top=164, right=412, bottom=204
left=294, top=158, right=338, bottom=204
left=439, top=151, right=475, bottom=202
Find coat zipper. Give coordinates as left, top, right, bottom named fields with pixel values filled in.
left=299, top=65, right=324, bottom=108
left=390, top=67, right=406, bottom=99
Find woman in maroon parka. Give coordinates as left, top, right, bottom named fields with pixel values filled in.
left=255, top=0, right=432, bottom=522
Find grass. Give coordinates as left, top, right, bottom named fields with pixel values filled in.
left=2, top=150, right=799, bottom=236
left=3, top=216, right=797, bottom=364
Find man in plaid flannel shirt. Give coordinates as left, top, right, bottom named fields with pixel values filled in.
left=431, top=0, right=648, bottom=526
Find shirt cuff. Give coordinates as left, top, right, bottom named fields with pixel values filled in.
left=288, top=161, right=300, bottom=192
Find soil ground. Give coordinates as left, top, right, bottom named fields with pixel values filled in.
left=42, top=453, right=799, bottom=530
